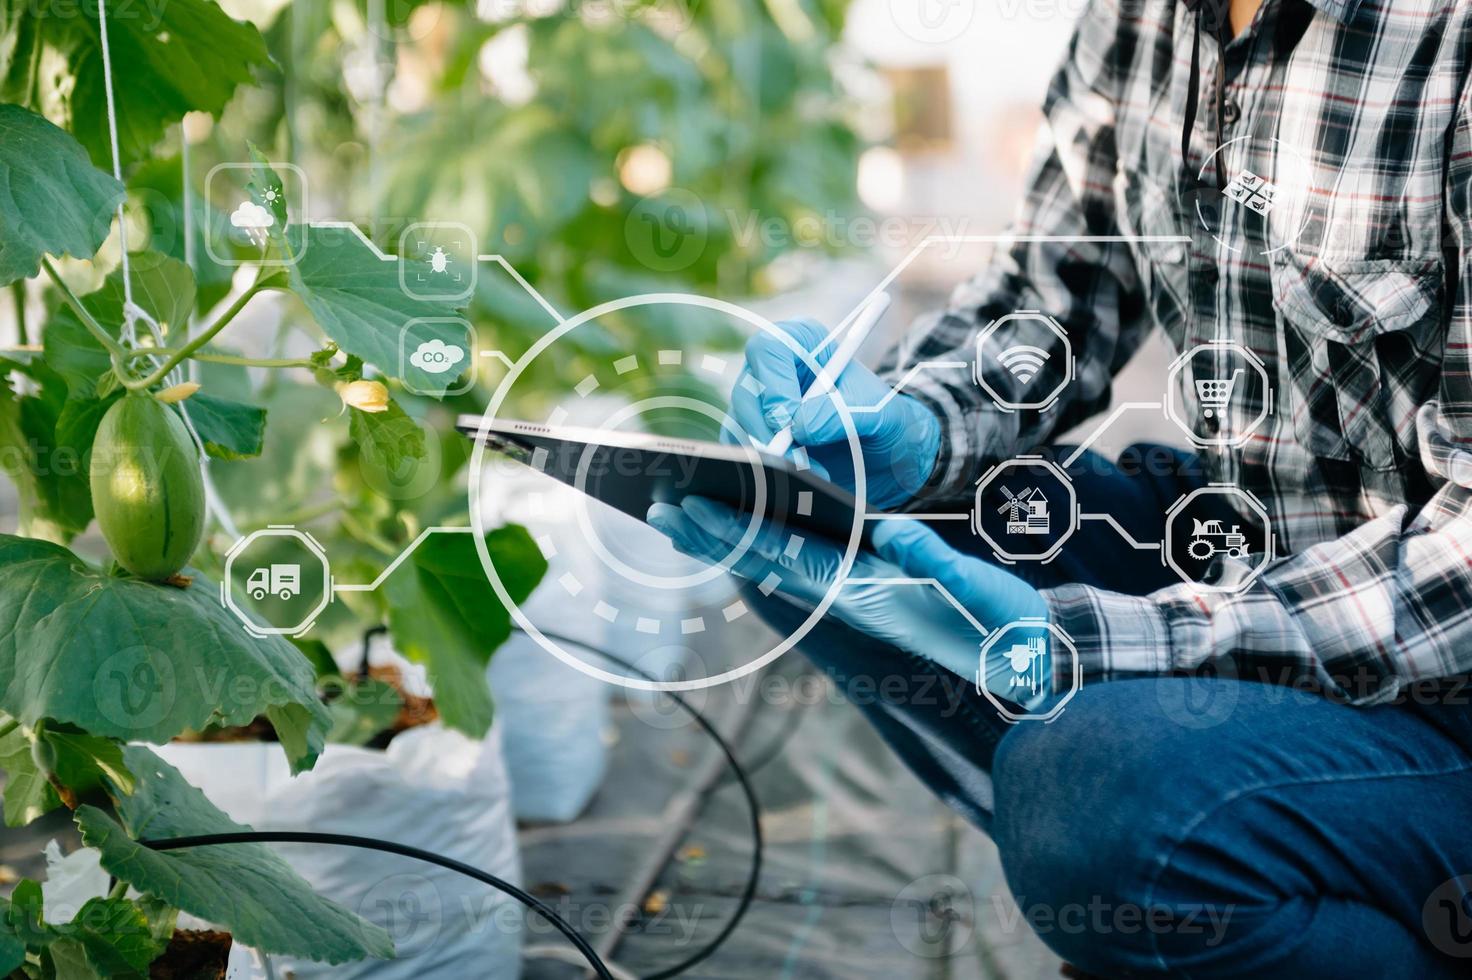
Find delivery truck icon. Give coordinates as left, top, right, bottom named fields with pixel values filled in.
left=246, top=564, right=301, bottom=601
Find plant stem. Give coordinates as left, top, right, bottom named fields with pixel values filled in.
left=0, top=717, right=18, bottom=741
left=254, top=497, right=341, bottom=529
left=340, top=511, right=398, bottom=558
left=41, top=258, right=127, bottom=361
left=10, top=282, right=26, bottom=346
left=108, top=880, right=128, bottom=901
left=127, top=348, right=315, bottom=370
left=125, top=278, right=267, bottom=391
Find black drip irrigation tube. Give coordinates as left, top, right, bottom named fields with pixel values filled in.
left=139, top=636, right=764, bottom=980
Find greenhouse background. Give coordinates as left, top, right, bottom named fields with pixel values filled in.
left=0, top=0, right=1182, bottom=976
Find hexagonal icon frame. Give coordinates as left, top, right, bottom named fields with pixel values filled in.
left=1165, top=341, right=1271, bottom=448
left=400, top=317, right=477, bottom=396
left=975, top=618, right=1081, bottom=724
left=221, top=526, right=333, bottom=638
left=971, top=455, right=1078, bottom=564
left=399, top=221, right=477, bottom=302
left=972, top=310, right=1074, bottom=411
left=204, top=162, right=309, bottom=268
left=1163, top=483, right=1276, bottom=594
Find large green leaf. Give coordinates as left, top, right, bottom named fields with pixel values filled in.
left=241, top=151, right=467, bottom=394
left=0, top=725, right=57, bottom=827
left=0, top=923, right=20, bottom=975
left=76, top=746, right=394, bottom=964
left=283, top=225, right=468, bottom=395
left=0, top=723, right=136, bottom=828
left=184, top=392, right=266, bottom=460
left=0, top=535, right=330, bottom=772
left=48, top=897, right=164, bottom=977
left=348, top=397, right=426, bottom=488
left=0, top=885, right=165, bottom=978
left=0, top=363, right=96, bottom=541
left=385, top=525, right=546, bottom=737
left=0, top=0, right=271, bottom=168
left=0, top=103, right=124, bottom=287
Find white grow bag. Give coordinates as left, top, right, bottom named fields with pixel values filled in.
left=156, top=721, right=523, bottom=979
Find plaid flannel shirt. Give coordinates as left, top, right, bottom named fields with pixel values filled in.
left=881, top=0, right=1472, bottom=704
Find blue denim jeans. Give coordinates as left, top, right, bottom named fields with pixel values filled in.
left=746, top=444, right=1472, bottom=977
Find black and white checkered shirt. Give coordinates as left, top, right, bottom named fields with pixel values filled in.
left=883, top=0, right=1472, bottom=703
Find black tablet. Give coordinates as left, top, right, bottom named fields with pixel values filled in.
left=457, top=416, right=870, bottom=544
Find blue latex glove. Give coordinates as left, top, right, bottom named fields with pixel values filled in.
left=725, top=318, right=942, bottom=510
left=647, top=496, right=1053, bottom=708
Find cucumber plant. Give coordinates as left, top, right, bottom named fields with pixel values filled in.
left=0, top=0, right=546, bottom=972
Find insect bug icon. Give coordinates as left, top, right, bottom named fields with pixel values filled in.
left=428, top=246, right=451, bottom=274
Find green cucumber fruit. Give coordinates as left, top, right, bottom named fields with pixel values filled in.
left=90, top=393, right=206, bottom=580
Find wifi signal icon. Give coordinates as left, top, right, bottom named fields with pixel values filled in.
left=997, top=345, right=1050, bottom=385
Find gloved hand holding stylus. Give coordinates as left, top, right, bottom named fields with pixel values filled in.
left=724, top=315, right=943, bottom=510
left=646, top=497, right=1051, bottom=708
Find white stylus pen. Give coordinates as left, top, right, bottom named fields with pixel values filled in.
left=763, top=291, right=893, bottom=457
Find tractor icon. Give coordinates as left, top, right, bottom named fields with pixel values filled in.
left=1187, top=519, right=1249, bottom=561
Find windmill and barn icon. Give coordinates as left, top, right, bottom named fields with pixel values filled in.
left=998, top=486, right=1050, bottom=535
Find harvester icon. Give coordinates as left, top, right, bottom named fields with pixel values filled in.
left=1187, top=519, right=1249, bottom=561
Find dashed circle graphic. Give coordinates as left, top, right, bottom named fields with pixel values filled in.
left=468, top=294, right=869, bottom=692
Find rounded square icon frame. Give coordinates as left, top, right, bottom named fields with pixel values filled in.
left=973, top=311, right=1075, bottom=411
left=1164, top=483, right=1275, bottom=593
left=204, top=162, right=309, bottom=268
left=1165, top=341, right=1271, bottom=448
left=221, top=526, right=333, bottom=638
left=400, top=317, right=477, bottom=396
left=399, top=222, right=477, bottom=303
left=976, top=618, right=1081, bottom=724
left=971, top=455, right=1078, bottom=563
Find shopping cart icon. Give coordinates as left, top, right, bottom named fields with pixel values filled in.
left=1195, top=368, right=1244, bottom=419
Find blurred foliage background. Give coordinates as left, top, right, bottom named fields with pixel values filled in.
left=182, top=0, right=865, bottom=377
left=131, top=0, right=868, bottom=655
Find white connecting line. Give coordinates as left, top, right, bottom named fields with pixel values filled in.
left=332, top=525, right=476, bottom=593
left=850, top=360, right=969, bottom=414
left=1060, top=401, right=1164, bottom=468
left=1079, top=512, right=1161, bottom=550
left=821, top=233, right=1191, bottom=350
left=306, top=220, right=567, bottom=324
left=843, top=577, right=989, bottom=636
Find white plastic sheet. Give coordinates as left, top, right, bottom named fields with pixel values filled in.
left=156, top=722, right=522, bottom=979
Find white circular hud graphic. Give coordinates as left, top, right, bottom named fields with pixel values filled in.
left=469, top=294, right=869, bottom=692
left=1194, top=135, right=1314, bottom=257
